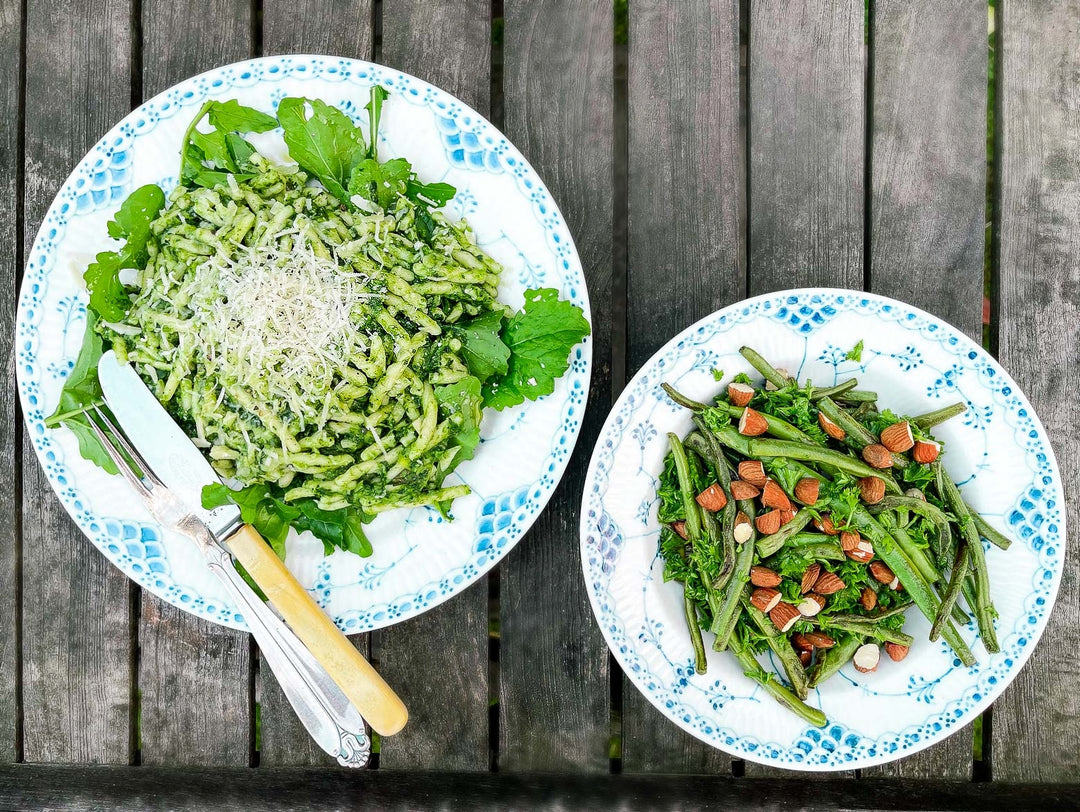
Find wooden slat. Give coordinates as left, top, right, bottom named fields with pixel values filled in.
left=0, top=0, right=21, bottom=765
left=862, top=0, right=986, bottom=780
left=137, top=0, right=253, bottom=767
left=372, top=0, right=492, bottom=772
left=748, top=0, right=864, bottom=294
left=744, top=0, right=863, bottom=778
left=21, top=0, right=134, bottom=763
left=992, top=0, right=1080, bottom=782
left=499, top=0, right=613, bottom=772
left=262, top=0, right=373, bottom=57
left=622, top=0, right=742, bottom=774
left=256, top=0, right=373, bottom=767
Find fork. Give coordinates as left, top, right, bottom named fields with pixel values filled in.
left=84, top=403, right=372, bottom=767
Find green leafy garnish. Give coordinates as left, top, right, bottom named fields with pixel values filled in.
left=455, top=311, right=510, bottom=383
left=180, top=100, right=277, bottom=185
left=711, top=368, right=725, bottom=382
left=435, top=376, right=484, bottom=466
left=845, top=339, right=864, bottom=362
left=483, top=288, right=590, bottom=409
left=277, top=97, right=368, bottom=203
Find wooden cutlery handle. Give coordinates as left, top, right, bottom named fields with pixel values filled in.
left=225, top=524, right=408, bottom=736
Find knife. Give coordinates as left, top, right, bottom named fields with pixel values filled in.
left=97, top=350, right=408, bottom=738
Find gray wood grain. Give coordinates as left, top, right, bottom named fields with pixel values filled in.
left=499, top=0, right=613, bottom=773
left=748, top=0, right=864, bottom=294
left=137, top=0, right=254, bottom=766
left=0, top=0, right=21, bottom=765
left=372, top=0, right=492, bottom=772
left=744, top=0, right=863, bottom=778
left=992, top=0, right=1080, bottom=782
left=862, top=0, right=986, bottom=780
left=622, top=0, right=741, bottom=774
left=262, top=0, right=373, bottom=58
left=20, top=0, right=134, bottom=764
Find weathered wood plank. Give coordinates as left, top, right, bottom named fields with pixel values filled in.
left=622, top=0, right=741, bottom=774
left=372, top=0, right=492, bottom=772
left=991, top=0, right=1080, bottom=782
left=744, top=0, right=863, bottom=778
left=262, top=0, right=373, bottom=58
left=0, top=0, right=21, bottom=765
left=21, top=0, right=134, bottom=763
left=3, top=765, right=1080, bottom=812
left=137, top=0, right=254, bottom=766
left=748, top=0, right=864, bottom=294
left=256, top=0, right=374, bottom=768
left=862, top=0, right=987, bottom=780
left=499, top=0, right=613, bottom=772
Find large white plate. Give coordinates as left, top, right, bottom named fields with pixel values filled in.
left=580, top=289, right=1064, bottom=770
left=18, top=56, right=591, bottom=632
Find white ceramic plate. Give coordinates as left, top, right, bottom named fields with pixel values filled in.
left=18, top=55, right=591, bottom=632
left=580, top=289, right=1064, bottom=770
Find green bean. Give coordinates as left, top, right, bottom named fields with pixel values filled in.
left=820, top=617, right=914, bottom=648
left=971, top=511, right=1013, bottom=550
left=816, top=397, right=907, bottom=471
left=911, top=401, right=967, bottom=429
left=931, top=544, right=971, bottom=642
left=731, top=640, right=827, bottom=728
left=710, top=402, right=818, bottom=444
left=808, top=635, right=864, bottom=689
left=741, top=598, right=810, bottom=700
left=869, top=495, right=954, bottom=569
left=685, top=592, right=708, bottom=674
left=738, top=346, right=791, bottom=389
left=807, top=379, right=858, bottom=400
left=754, top=509, right=815, bottom=558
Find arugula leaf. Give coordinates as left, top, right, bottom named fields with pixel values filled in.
left=454, top=311, right=510, bottom=383
left=405, top=179, right=456, bottom=207
left=435, top=376, right=483, bottom=466
left=845, top=339, right=865, bottom=362
left=206, top=100, right=278, bottom=135
left=293, top=501, right=373, bottom=558
left=85, top=184, right=166, bottom=321
left=277, top=97, right=368, bottom=203
left=43, top=310, right=118, bottom=474
left=483, top=288, right=590, bottom=410
left=192, top=171, right=256, bottom=189
left=180, top=100, right=277, bottom=184
left=365, top=85, right=389, bottom=160
left=347, top=156, right=412, bottom=209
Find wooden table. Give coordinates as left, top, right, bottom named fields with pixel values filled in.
left=1, top=1, right=1077, bottom=809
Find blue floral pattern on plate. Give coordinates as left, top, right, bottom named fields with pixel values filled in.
left=579, top=290, right=1065, bottom=770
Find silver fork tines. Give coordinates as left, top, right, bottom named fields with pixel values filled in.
left=85, top=403, right=166, bottom=499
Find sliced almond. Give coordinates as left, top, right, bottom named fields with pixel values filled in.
left=779, top=508, right=797, bottom=525
left=761, top=479, right=792, bottom=510
left=880, top=421, right=914, bottom=452
left=800, top=563, right=822, bottom=595
left=750, top=587, right=782, bottom=614
left=733, top=512, right=754, bottom=544
left=889, top=576, right=901, bottom=591
left=818, top=411, right=846, bottom=440
left=798, top=649, right=812, bottom=667
left=904, top=488, right=927, bottom=501
left=846, top=539, right=875, bottom=563
left=861, top=443, right=893, bottom=469
left=695, top=483, right=728, bottom=512
left=913, top=439, right=940, bottom=464
left=769, top=602, right=801, bottom=633
left=738, top=407, right=769, bottom=437
left=813, top=572, right=846, bottom=595
left=859, top=476, right=886, bottom=504
left=868, top=560, right=895, bottom=585
left=797, top=593, right=826, bottom=617
left=853, top=643, right=881, bottom=673
left=813, top=514, right=839, bottom=536
left=729, top=479, right=761, bottom=501
left=804, top=631, right=836, bottom=649
left=738, top=460, right=768, bottom=488
left=839, top=530, right=861, bottom=552
left=791, top=632, right=814, bottom=652
left=885, top=642, right=910, bottom=662
left=671, top=521, right=688, bottom=540
left=727, top=382, right=755, bottom=407
left=859, top=586, right=878, bottom=611
left=755, top=509, right=782, bottom=536
left=749, top=565, right=782, bottom=588
left=793, top=477, right=820, bottom=505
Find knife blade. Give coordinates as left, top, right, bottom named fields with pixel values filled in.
left=97, top=350, right=241, bottom=539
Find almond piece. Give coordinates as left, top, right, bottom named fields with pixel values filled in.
left=888, top=576, right=901, bottom=591
left=880, top=421, right=914, bottom=452
left=733, top=512, right=754, bottom=544
left=818, top=411, right=846, bottom=440
left=755, top=509, right=782, bottom=535
left=749, top=565, right=782, bottom=588
left=913, top=439, right=940, bottom=464
left=738, top=460, right=768, bottom=488
left=695, top=483, right=728, bottom=512
left=750, top=587, right=782, bottom=614
left=868, top=560, right=895, bottom=585
left=813, top=514, right=839, bottom=536
left=800, top=563, right=822, bottom=595
left=804, top=631, right=836, bottom=649
left=846, top=539, right=875, bottom=563
left=798, top=593, right=826, bottom=617
left=859, top=586, right=878, bottom=611
left=798, top=649, right=812, bottom=667
left=791, top=632, right=814, bottom=652
left=728, top=382, right=755, bottom=407
left=853, top=643, right=881, bottom=673
left=859, top=476, right=886, bottom=504
left=769, top=602, right=801, bottom=632
left=779, top=508, right=797, bottom=525
left=862, top=443, right=893, bottom=469
left=761, top=479, right=792, bottom=510
left=729, top=479, right=761, bottom=501
left=839, top=530, right=861, bottom=552
left=904, top=488, right=927, bottom=501
left=885, top=642, right=910, bottom=662
left=813, top=572, right=846, bottom=595
left=793, top=477, right=820, bottom=505
left=738, top=407, right=769, bottom=437
left=671, top=521, right=688, bottom=540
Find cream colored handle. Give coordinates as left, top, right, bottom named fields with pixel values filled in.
left=225, top=524, right=408, bottom=736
